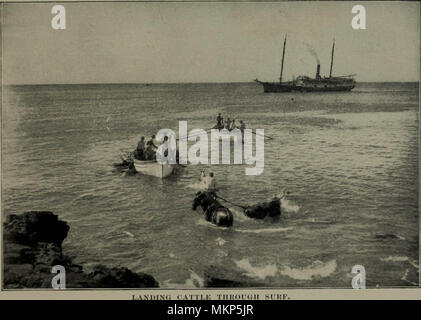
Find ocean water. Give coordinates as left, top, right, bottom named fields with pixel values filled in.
left=2, top=82, right=419, bottom=288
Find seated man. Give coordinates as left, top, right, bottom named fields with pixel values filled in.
left=229, top=119, right=236, bottom=131
left=144, top=143, right=156, bottom=160
left=146, top=135, right=158, bottom=149
left=134, top=136, right=146, bottom=160
left=239, top=120, right=246, bottom=133
left=225, top=118, right=231, bottom=130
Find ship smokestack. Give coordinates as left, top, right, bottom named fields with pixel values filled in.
left=316, top=64, right=321, bottom=79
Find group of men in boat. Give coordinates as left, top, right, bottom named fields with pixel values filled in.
left=132, top=113, right=246, bottom=162
left=133, top=135, right=159, bottom=161
left=215, top=113, right=246, bottom=132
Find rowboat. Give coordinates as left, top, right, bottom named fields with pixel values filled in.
left=133, top=159, right=176, bottom=178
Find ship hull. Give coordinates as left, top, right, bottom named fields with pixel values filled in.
left=256, top=81, right=354, bottom=93
left=293, top=75, right=355, bottom=92
left=255, top=81, right=294, bottom=93
left=293, top=85, right=355, bottom=92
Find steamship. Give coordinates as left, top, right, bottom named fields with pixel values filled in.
left=255, top=36, right=356, bottom=92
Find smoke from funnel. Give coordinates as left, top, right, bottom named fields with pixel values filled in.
left=304, top=43, right=320, bottom=64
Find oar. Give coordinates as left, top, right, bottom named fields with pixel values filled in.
left=178, top=128, right=273, bottom=141
left=251, top=131, right=273, bottom=140
left=177, top=128, right=214, bottom=141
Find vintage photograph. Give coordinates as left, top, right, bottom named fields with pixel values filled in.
left=1, top=1, right=419, bottom=290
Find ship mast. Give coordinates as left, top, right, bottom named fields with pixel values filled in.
left=329, top=39, right=335, bottom=78
left=280, top=35, right=287, bottom=83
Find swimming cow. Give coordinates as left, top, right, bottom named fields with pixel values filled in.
left=192, top=191, right=234, bottom=227
left=244, top=197, right=281, bottom=220
left=242, top=190, right=289, bottom=220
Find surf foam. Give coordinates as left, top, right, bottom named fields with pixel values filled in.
left=381, top=256, right=419, bottom=269
left=235, top=258, right=278, bottom=280
left=237, top=227, right=293, bottom=234
left=280, top=259, right=337, bottom=280
left=162, top=270, right=205, bottom=289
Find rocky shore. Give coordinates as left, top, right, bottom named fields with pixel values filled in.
left=3, top=211, right=159, bottom=288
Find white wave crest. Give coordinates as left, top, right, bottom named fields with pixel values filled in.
left=235, top=258, right=278, bottom=280
left=381, top=256, right=419, bottom=269
left=195, top=219, right=231, bottom=230
left=161, top=270, right=204, bottom=289
left=237, top=227, right=293, bottom=234
left=401, top=269, right=418, bottom=286
left=123, top=231, right=134, bottom=238
left=381, top=256, right=409, bottom=262
left=280, top=259, right=337, bottom=280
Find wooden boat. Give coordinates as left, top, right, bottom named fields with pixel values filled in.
left=133, top=159, right=176, bottom=178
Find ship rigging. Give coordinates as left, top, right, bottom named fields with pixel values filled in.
left=255, top=36, right=356, bottom=92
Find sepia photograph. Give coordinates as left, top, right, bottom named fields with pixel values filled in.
left=1, top=1, right=419, bottom=293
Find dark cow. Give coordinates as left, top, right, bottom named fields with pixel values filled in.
left=192, top=191, right=234, bottom=227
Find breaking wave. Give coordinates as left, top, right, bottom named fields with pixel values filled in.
left=123, top=231, right=135, bottom=238
left=235, top=258, right=278, bottom=280
left=401, top=269, right=418, bottom=286
left=381, top=256, right=419, bottom=269
left=280, top=259, right=337, bottom=280
left=195, top=219, right=231, bottom=230
left=236, top=227, right=293, bottom=234
left=161, top=270, right=205, bottom=289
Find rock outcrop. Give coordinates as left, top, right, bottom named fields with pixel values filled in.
left=3, top=211, right=159, bottom=288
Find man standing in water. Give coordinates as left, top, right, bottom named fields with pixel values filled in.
left=206, top=172, right=217, bottom=191
left=199, top=171, right=217, bottom=191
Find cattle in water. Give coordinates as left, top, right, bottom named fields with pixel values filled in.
left=243, top=190, right=288, bottom=220
left=244, top=197, right=281, bottom=220
left=113, top=157, right=137, bottom=176
left=192, top=191, right=234, bottom=227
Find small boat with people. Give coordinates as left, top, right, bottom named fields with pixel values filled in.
left=133, top=159, right=176, bottom=178
left=115, top=134, right=179, bottom=179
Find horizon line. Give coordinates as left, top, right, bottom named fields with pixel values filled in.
left=4, top=80, right=420, bottom=86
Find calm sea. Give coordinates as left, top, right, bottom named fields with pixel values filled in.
left=2, top=82, right=419, bottom=287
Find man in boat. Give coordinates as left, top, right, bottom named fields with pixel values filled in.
left=146, top=135, right=158, bottom=149
left=229, top=119, right=236, bottom=131
left=216, top=113, right=224, bottom=130
left=145, top=135, right=158, bottom=160
left=145, top=143, right=156, bottom=160
left=134, top=136, right=146, bottom=160
left=225, top=118, right=232, bottom=130
left=239, top=120, right=246, bottom=134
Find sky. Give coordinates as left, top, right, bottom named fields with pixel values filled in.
left=2, top=1, right=420, bottom=84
